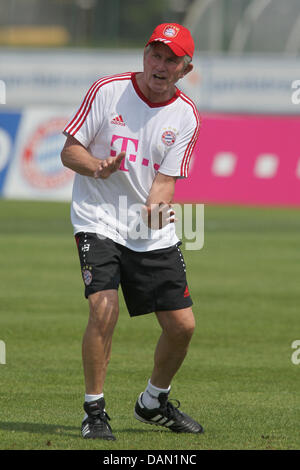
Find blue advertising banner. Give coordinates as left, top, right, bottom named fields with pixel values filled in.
left=0, top=111, right=22, bottom=194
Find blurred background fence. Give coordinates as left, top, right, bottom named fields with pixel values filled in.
left=0, top=0, right=299, bottom=204
left=2, top=0, right=300, bottom=53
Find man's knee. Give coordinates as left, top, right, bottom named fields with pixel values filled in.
left=88, top=290, right=119, bottom=332
left=157, top=308, right=196, bottom=344
left=173, top=316, right=195, bottom=344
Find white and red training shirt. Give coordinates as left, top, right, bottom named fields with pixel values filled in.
left=63, top=72, right=201, bottom=252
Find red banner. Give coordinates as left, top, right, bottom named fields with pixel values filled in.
left=175, top=113, right=300, bottom=206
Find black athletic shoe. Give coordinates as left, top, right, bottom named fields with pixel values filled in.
left=81, top=397, right=116, bottom=440
left=134, top=392, right=204, bottom=434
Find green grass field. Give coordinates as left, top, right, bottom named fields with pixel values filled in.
left=0, top=199, right=299, bottom=450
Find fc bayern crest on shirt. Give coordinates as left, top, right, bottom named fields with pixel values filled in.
left=163, top=25, right=180, bottom=38
left=162, top=130, right=177, bottom=147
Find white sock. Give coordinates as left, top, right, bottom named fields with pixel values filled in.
left=85, top=393, right=104, bottom=403
left=83, top=393, right=104, bottom=422
left=141, top=380, right=171, bottom=409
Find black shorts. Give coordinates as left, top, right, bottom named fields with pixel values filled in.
left=75, top=232, right=193, bottom=317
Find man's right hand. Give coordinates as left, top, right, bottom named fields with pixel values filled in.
left=61, top=135, right=126, bottom=179
left=94, top=152, right=126, bottom=179
left=141, top=202, right=176, bottom=230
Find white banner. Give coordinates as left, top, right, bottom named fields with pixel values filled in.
left=0, top=49, right=142, bottom=107
left=196, top=55, right=300, bottom=114
left=0, top=48, right=299, bottom=113
left=3, top=107, right=74, bottom=201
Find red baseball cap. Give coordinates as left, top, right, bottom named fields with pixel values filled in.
left=146, top=23, right=194, bottom=59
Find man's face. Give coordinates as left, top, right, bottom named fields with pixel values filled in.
left=143, top=42, right=192, bottom=99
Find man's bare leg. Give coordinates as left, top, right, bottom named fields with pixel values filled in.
left=82, top=290, right=119, bottom=394
left=151, top=307, right=195, bottom=389
left=134, top=307, right=203, bottom=433
left=81, top=290, right=119, bottom=440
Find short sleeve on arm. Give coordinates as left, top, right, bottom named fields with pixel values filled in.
left=158, top=108, right=201, bottom=179
left=63, top=80, right=104, bottom=148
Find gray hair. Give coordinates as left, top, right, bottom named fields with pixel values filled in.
left=145, top=44, right=192, bottom=69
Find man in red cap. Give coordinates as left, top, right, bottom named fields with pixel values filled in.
left=61, top=23, right=203, bottom=440
left=146, top=23, right=195, bottom=58
left=138, top=23, right=194, bottom=104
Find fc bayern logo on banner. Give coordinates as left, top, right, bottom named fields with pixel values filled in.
left=21, top=117, right=73, bottom=189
